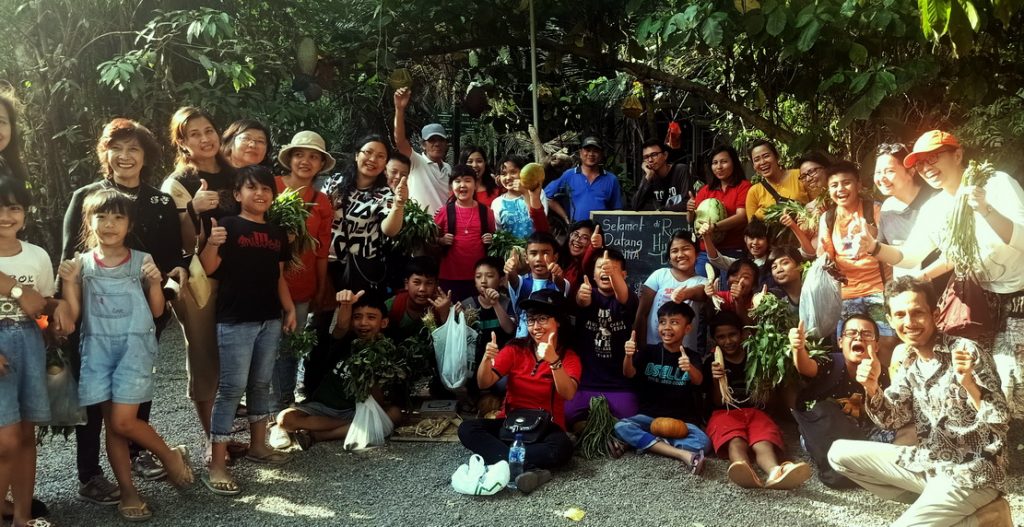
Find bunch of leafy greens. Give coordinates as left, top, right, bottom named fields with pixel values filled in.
left=743, top=293, right=825, bottom=406
left=389, top=200, right=439, bottom=255
left=945, top=160, right=996, bottom=277
left=279, top=327, right=317, bottom=360
left=267, top=186, right=317, bottom=270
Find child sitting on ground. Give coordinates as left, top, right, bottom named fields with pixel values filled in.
left=506, top=231, right=568, bottom=337
left=703, top=311, right=810, bottom=490
left=276, top=290, right=403, bottom=449
left=566, top=248, right=639, bottom=430
left=435, top=164, right=496, bottom=302
left=615, top=302, right=710, bottom=475
left=704, top=258, right=759, bottom=325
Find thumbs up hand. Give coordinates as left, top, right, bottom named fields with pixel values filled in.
left=952, top=342, right=976, bottom=387
left=59, top=252, right=82, bottom=282
left=484, top=331, right=500, bottom=365
left=590, top=225, right=604, bottom=249
left=577, top=275, right=593, bottom=305
left=789, top=320, right=806, bottom=355
left=207, top=217, right=227, bottom=247
left=686, top=191, right=697, bottom=213
left=395, top=176, right=409, bottom=205
left=192, top=178, right=220, bottom=214
left=538, top=331, right=558, bottom=363
left=336, top=289, right=365, bottom=306
left=625, top=330, right=637, bottom=357
left=855, top=340, right=882, bottom=395
left=546, top=255, right=564, bottom=283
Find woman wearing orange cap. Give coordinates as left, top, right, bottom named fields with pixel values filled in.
left=856, top=130, right=1024, bottom=416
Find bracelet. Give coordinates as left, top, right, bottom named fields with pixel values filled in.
left=982, top=206, right=993, bottom=218
left=548, top=359, right=563, bottom=371
left=869, top=240, right=882, bottom=257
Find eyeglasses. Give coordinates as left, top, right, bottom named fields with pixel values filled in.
left=799, top=166, right=823, bottom=181
left=359, top=150, right=388, bottom=161
left=236, top=135, right=267, bottom=147
left=875, top=143, right=907, bottom=157
left=913, top=148, right=952, bottom=169
left=642, top=151, right=665, bottom=162
left=525, top=315, right=552, bottom=326
left=569, top=231, right=591, bottom=241
left=841, top=329, right=877, bottom=341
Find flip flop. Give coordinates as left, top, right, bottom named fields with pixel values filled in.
left=168, top=445, right=194, bottom=487
left=201, top=474, right=241, bottom=496
left=118, top=502, right=153, bottom=522
left=765, top=461, right=811, bottom=490
left=727, top=461, right=763, bottom=488
left=245, top=451, right=291, bottom=465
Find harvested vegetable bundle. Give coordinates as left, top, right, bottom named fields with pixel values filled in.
left=279, top=327, right=317, bottom=360
left=762, top=200, right=817, bottom=233
left=945, top=160, right=996, bottom=276
left=341, top=336, right=413, bottom=401
left=713, top=346, right=742, bottom=409
left=487, top=230, right=526, bottom=261
left=576, top=396, right=617, bottom=459
left=390, top=200, right=439, bottom=255
left=743, top=293, right=824, bottom=406
left=268, top=186, right=317, bottom=270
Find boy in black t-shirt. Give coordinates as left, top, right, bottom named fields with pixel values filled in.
left=457, top=257, right=514, bottom=411
left=703, top=311, right=810, bottom=490
left=275, top=290, right=402, bottom=449
left=614, top=302, right=711, bottom=475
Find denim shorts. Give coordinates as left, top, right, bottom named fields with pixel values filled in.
left=0, top=320, right=51, bottom=426
left=839, top=293, right=895, bottom=340
left=295, top=400, right=355, bottom=421
left=79, top=333, right=158, bottom=406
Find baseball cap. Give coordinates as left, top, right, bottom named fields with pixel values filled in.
left=580, top=136, right=603, bottom=150
left=903, top=130, right=960, bottom=168
left=421, top=123, right=447, bottom=141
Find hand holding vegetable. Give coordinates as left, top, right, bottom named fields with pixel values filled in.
left=282, top=308, right=297, bottom=333
left=962, top=185, right=990, bottom=215
left=481, top=233, right=493, bottom=245
left=192, top=178, right=220, bottom=214
left=670, top=285, right=691, bottom=304
left=704, top=278, right=719, bottom=299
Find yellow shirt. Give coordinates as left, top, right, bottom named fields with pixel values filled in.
left=745, top=169, right=810, bottom=221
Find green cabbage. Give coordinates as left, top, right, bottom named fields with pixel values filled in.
left=694, top=198, right=727, bottom=242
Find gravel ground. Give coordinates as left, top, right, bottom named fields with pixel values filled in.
left=33, top=324, right=1024, bottom=526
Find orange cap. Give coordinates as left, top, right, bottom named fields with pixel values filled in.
left=903, top=130, right=960, bottom=168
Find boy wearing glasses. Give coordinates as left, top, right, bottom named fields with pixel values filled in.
left=631, top=139, right=695, bottom=211
left=790, top=314, right=894, bottom=488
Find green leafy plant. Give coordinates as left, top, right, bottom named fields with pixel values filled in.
left=487, top=230, right=526, bottom=261
left=341, top=336, right=413, bottom=401
left=945, top=160, right=996, bottom=277
left=743, top=293, right=824, bottom=406
left=268, top=187, right=316, bottom=270
left=279, top=327, right=317, bottom=360
left=762, top=200, right=817, bottom=232
left=391, top=200, right=439, bottom=255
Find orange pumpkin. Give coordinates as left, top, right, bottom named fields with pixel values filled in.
left=650, top=417, right=689, bottom=439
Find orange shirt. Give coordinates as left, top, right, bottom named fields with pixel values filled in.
left=819, top=201, right=885, bottom=300
left=275, top=177, right=334, bottom=303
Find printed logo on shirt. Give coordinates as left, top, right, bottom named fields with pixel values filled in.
left=644, top=362, right=690, bottom=386
left=237, top=231, right=282, bottom=251
left=0, top=274, right=38, bottom=320
left=585, top=307, right=627, bottom=359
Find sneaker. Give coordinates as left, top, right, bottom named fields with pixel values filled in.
left=268, top=423, right=293, bottom=450
left=77, top=475, right=121, bottom=506
left=131, top=451, right=167, bottom=481
left=515, top=469, right=552, bottom=495
left=291, top=430, right=314, bottom=451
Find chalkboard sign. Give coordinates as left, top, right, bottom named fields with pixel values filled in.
left=590, top=211, right=691, bottom=296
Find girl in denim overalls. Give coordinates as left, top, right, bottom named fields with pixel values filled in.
left=60, top=189, right=193, bottom=522
left=0, top=177, right=58, bottom=527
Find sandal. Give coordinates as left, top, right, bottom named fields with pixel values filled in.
left=167, top=445, right=194, bottom=487
left=607, top=437, right=627, bottom=459
left=118, top=502, right=153, bottom=523
left=25, top=518, right=53, bottom=527
left=689, top=450, right=706, bottom=476
left=727, top=461, right=763, bottom=488
left=765, top=461, right=811, bottom=490
left=201, top=474, right=241, bottom=496
left=245, top=451, right=291, bottom=465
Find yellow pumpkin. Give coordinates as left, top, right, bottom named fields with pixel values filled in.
left=650, top=417, right=689, bottom=439
left=520, top=162, right=545, bottom=191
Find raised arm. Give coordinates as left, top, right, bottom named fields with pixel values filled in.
left=392, top=88, right=413, bottom=159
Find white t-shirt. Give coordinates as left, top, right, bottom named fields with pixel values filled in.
left=898, top=171, right=1024, bottom=293
left=643, top=267, right=707, bottom=351
left=0, top=241, right=55, bottom=320
left=408, top=151, right=451, bottom=215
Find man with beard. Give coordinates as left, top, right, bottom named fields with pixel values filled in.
left=828, top=276, right=1013, bottom=526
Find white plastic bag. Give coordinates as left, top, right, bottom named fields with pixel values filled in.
left=343, top=396, right=394, bottom=451
left=800, top=256, right=842, bottom=339
left=431, top=309, right=477, bottom=389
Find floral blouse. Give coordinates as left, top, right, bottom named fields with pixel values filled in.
left=865, top=336, right=1009, bottom=491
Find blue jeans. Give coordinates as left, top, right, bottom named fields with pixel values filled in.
left=211, top=319, right=282, bottom=443
left=0, top=321, right=50, bottom=426
left=271, top=302, right=310, bottom=413
left=614, top=414, right=711, bottom=454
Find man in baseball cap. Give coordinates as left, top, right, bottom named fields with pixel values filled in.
left=393, top=87, right=452, bottom=214
left=543, top=135, right=623, bottom=224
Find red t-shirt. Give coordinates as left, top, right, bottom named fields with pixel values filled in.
left=476, top=188, right=502, bottom=208
left=275, top=177, right=334, bottom=302
left=694, top=179, right=752, bottom=251
left=492, top=341, right=582, bottom=430
left=434, top=202, right=496, bottom=281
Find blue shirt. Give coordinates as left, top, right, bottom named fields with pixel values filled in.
left=544, top=167, right=623, bottom=221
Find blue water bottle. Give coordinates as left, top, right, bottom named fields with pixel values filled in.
left=507, top=433, right=526, bottom=489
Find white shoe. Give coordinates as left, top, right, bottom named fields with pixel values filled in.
left=268, top=424, right=293, bottom=450
left=451, top=455, right=509, bottom=496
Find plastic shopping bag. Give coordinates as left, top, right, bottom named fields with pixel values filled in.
left=431, top=309, right=477, bottom=390
left=343, top=396, right=395, bottom=451
left=799, top=256, right=842, bottom=340
left=40, top=347, right=86, bottom=427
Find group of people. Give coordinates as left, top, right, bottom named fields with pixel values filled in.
left=0, top=82, right=1020, bottom=526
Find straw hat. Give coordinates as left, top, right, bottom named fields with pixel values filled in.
left=278, top=131, right=336, bottom=173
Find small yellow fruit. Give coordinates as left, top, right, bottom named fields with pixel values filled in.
left=520, top=162, right=545, bottom=191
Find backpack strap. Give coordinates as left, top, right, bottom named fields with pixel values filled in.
left=478, top=204, right=491, bottom=235
left=389, top=291, right=409, bottom=326
left=761, top=178, right=796, bottom=205
left=446, top=201, right=457, bottom=235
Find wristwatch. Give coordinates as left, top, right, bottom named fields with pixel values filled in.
left=9, top=284, right=23, bottom=300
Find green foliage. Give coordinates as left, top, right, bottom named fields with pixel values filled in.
left=577, top=396, right=617, bottom=459
left=279, top=328, right=318, bottom=360
left=487, top=230, right=526, bottom=261
left=743, top=293, right=825, bottom=406
left=268, top=186, right=317, bottom=269
left=341, top=336, right=413, bottom=401
left=391, top=200, right=439, bottom=255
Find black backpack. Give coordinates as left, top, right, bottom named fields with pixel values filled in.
left=444, top=201, right=491, bottom=248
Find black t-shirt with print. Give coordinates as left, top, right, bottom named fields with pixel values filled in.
left=212, top=215, right=290, bottom=323
left=634, top=344, right=704, bottom=423
left=576, top=291, right=638, bottom=391
left=702, top=353, right=756, bottom=411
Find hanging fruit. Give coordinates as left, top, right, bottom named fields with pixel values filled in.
left=463, top=84, right=489, bottom=117
left=296, top=37, right=318, bottom=76
left=622, top=94, right=643, bottom=119
left=537, top=84, right=554, bottom=102
left=666, top=121, right=683, bottom=150
left=314, top=59, right=337, bottom=91
left=389, top=68, right=413, bottom=90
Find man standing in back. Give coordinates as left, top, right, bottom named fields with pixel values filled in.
left=393, top=87, right=451, bottom=214
left=544, top=136, right=623, bottom=223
